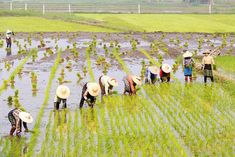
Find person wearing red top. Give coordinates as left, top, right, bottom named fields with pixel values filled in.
left=160, top=64, right=172, bottom=82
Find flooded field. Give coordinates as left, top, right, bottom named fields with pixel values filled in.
left=0, top=32, right=234, bottom=156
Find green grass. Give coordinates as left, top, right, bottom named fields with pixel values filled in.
left=1, top=12, right=235, bottom=32
left=0, top=16, right=116, bottom=32
left=215, top=55, right=235, bottom=73
left=76, top=14, right=235, bottom=33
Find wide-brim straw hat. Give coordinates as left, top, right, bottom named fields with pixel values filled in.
left=132, top=75, right=142, bottom=86
left=162, top=64, right=172, bottom=73
left=6, top=30, right=12, bottom=34
left=149, top=66, right=159, bottom=75
left=19, top=112, right=33, bottom=123
left=108, top=78, right=118, bottom=87
left=56, top=85, right=70, bottom=99
left=87, top=83, right=100, bottom=97
left=183, top=51, right=193, bottom=58
left=203, top=49, right=211, bottom=54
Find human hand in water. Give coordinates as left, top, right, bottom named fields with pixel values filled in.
left=16, top=131, right=21, bottom=137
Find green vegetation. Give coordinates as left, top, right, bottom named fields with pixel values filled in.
left=215, top=55, right=235, bottom=73
left=1, top=11, right=235, bottom=32
left=77, top=14, right=235, bottom=33
left=0, top=16, right=116, bottom=32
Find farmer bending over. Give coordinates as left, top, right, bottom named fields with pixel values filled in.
left=145, top=65, right=159, bottom=84
left=99, top=75, right=118, bottom=97
left=79, top=82, right=100, bottom=108
left=160, top=64, right=172, bottom=82
left=8, top=108, right=33, bottom=137
left=54, top=85, right=70, bottom=110
left=123, top=74, right=142, bottom=95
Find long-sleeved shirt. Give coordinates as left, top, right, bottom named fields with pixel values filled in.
left=100, top=75, right=112, bottom=95
left=12, top=109, right=28, bottom=133
left=202, top=56, right=215, bottom=65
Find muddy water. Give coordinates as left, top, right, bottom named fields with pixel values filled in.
left=0, top=32, right=234, bottom=144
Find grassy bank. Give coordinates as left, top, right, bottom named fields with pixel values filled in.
left=215, top=55, right=235, bottom=73
left=1, top=11, right=235, bottom=33
left=76, top=14, right=235, bottom=33
left=0, top=15, right=116, bottom=32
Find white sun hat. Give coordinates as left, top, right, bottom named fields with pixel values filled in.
left=203, top=49, right=211, bottom=54
left=148, top=66, right=159, bottom=75
left=108, top=77, right=118, bottom=87
left=56, top=85, right=70, bottom=99
left=183, top=51, right=193, bottom=58
left=162, top=64, right=172, bottom=73
left=87, top=82, right=101, bottom=97
left=6, top=30, right=12, bottom=34
left=132, top=75, right=142, bottom=86
left=19, top=112, right=33, bottom=123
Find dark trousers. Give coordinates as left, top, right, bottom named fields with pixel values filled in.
left=99, top=76, right=105, bottom=97
left=204, top=76, right=214, bottom=83
left=7, top=42, right=11, bottom=48
left=54, top=97, right=67, bottom=110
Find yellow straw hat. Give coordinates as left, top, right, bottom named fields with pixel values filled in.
left=56, top=85, right=70, bottom=99
left=19, top=112, right=33, bottom=123
left=108, top=78, right=118, bottom=87
left=148, top=66, right=159, bottom=75
left=87, top=82, right=100, bottom=97
left=162, top=64, right=172, bottom=73
left=203, top=49, right=211, bottom=54
left=132, top=75, right=142, bottom=86
left=183, top=51, right=193, bottom=58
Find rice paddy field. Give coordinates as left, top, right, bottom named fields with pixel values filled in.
left=0, top=14, right=234, bottom=157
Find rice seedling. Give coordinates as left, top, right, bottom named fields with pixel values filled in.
left=0, top=49, right=34, bottom=95
left=86, top=46, right=95, bottom=81
left=25, top=49, right=62, bottom=157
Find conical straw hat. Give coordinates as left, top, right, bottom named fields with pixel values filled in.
left=6, top=30, right=12, bottom=34
left=108, top=78, right=118, bottom=87
left=56, top=85, right=70, bottom=99
left=203, top=49, right=211, bottom=54
left=132, top=75, right=142, bottom=86
left=148, top=66, right=159, bottom=75
left=19, top=112, right=33, bottom=123
left=87, top=83, right=100, bottom=97
left=162, top=64, right=172, bottom=73
left=183, top=51, right=193, bottom=58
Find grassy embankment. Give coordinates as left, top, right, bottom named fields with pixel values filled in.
left=1, top=11, right=235, bottom=32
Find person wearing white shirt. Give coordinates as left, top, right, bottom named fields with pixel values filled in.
left=99, top=75, right=118, bottom=97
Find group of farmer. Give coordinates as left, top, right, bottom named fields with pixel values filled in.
left=5, top=29, right=215, bottom=137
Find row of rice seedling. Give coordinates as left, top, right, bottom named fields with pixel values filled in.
left=103, top=48, right=191, bottom=156
left=0, top=49, right=36, bottom=95
left=86, top=46, right=95, bottom=81
left=143, top=83, right=234, bottom=156
left=25, top=49, right=62, bottom=157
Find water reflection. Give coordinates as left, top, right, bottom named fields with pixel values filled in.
left=0, top=136, right=28, bottom=156
left=81, top=109, right=97, bottom=134
left=6, top=48, right=12, bottom=56
left=54, top=110, right=68, bottom=127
